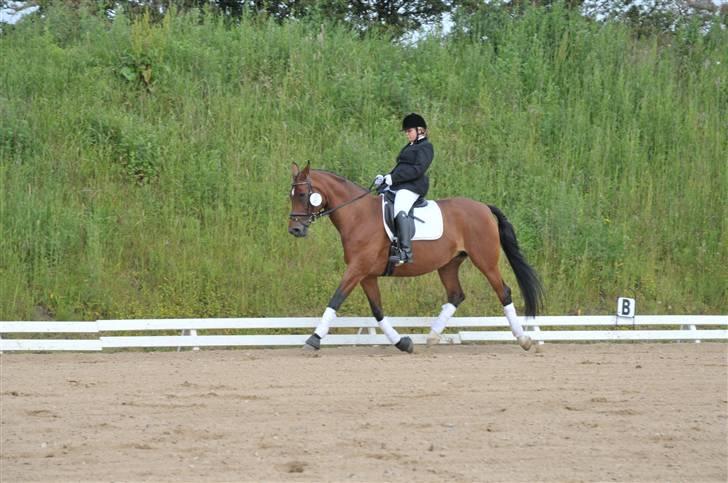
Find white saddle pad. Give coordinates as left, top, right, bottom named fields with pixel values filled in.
left=382, top=199, right=443, bottom=241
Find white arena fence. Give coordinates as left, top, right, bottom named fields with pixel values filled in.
left=0, top=315, right=726, bottom=352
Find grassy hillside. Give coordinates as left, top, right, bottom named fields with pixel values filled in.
left=1, top=4, right=726, bottom=320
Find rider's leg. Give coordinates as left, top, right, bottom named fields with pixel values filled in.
left=391, top=189, right=419, bottom=264
left=393, top=188, right=419, bottom=215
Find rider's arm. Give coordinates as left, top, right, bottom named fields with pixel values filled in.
left=390, top=143, right=433, bottom=184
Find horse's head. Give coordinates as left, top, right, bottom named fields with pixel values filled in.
left=288, top=161, right=327, bottom=237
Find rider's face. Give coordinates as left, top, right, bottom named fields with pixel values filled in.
left=405, top=128, right=418, bottom=143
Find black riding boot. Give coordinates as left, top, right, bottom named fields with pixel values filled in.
left=389, top=211, right=414, bottom=265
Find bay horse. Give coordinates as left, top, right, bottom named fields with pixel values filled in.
left=288, top=162, right=544, bottom=353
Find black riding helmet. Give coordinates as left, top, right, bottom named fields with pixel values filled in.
left=402, top=113, right=427, bottom=131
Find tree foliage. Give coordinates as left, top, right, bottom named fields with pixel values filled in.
left=583, top=0, right=727, bottom=35
left=14, top=0, right=726, bottom=38
left=101, top=0, right=452, bottom=38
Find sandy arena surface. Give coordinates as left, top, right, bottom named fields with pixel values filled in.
left=1, top=343, right=726, bottom=482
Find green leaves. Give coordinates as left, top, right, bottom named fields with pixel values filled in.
left=120, top=65, right=137, bottom=82
left=0, top=5, right=725, bottom=319
left=116, top=51, right=164, bottom=92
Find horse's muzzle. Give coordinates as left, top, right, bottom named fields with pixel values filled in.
left=288, top=223, right=308, bottom=237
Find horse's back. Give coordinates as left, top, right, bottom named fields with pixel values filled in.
left=432, top=197, right=500, bottom=247
left=434, top=196, right=497, bottom=220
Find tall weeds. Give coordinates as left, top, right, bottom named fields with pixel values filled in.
left=1, top=4, right=725, bottom=319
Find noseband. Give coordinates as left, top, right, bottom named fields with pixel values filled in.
left=289, top=178, right=374, bottom=226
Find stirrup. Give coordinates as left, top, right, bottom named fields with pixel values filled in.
left=388, top=251, right=412, bottom=265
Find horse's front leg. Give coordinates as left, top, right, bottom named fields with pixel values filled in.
left=360, top=276, right=413, bottom=353
left=303, top=266, right=366, bottom=351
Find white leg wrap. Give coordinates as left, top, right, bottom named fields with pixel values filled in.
left=503, top=303, right=525, bottom=338
left=430, top=303, right=457, bottom=335
left=378, top=317, right=401, bottom=344
left=314, top=307, right=336, bottom=338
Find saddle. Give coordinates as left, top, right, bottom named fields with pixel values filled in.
left=380, top=190, right=443, bottom=243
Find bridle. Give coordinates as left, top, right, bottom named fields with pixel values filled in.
left=289, top=177, right=374, bottom=226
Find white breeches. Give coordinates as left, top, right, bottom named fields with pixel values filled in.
left=393, top=189, right=419, bottom=216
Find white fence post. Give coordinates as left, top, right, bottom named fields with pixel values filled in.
left=356, top=327, right=377, bottom=346
left=681, top=324, right=701, bottom=344
left=177, top=329, right=200, bottom=351
left=531, top=324, right=544, bottom=345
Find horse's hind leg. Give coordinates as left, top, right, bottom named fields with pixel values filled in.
left=429, top=254, right=468, bottom=345
left=360, top=276, right=413, bottom=353
left=468, top=246, right=532, bottom=351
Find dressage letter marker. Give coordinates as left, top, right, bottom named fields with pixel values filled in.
left=617, top=297, right=635, bottom=318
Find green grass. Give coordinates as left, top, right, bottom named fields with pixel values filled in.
left=1, top=4, right=725, bottom=320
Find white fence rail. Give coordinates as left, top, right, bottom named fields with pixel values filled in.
left=1, top=315, right=726, bottom=352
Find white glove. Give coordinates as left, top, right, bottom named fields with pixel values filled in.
left=373, top=174, right=385, bottom=186
left=384, top=174, right=393, bottom=186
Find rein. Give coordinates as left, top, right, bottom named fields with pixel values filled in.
left=289, top=179, right=375, bottom=225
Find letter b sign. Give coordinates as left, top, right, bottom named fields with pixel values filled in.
left=617, top=297, right=635, bottom=318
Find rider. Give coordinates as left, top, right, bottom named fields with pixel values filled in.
left=374, top=113, right=434, bottom=265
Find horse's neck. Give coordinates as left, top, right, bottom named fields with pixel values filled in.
left=313, top=171, right=377, bottom=235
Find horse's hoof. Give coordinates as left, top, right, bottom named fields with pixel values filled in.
left=426, top=333, right=441, bottom=347
left=303, top=335, right=320, bottom=351
left=517, top=335, right=532, bottom=351
left=395, top=336, right=414, bottom=354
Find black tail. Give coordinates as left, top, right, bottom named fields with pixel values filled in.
left=488, top=205, right=544, bottom=317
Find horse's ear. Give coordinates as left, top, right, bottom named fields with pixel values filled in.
left=291, top=162, right=299, bottom=177
left=301, top=161, right=311, bottom=178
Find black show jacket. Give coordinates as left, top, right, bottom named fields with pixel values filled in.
left=389, top=137, right=434, bottom=196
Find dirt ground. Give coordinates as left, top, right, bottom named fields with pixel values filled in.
left=1, top=343, right=726, bottom=482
